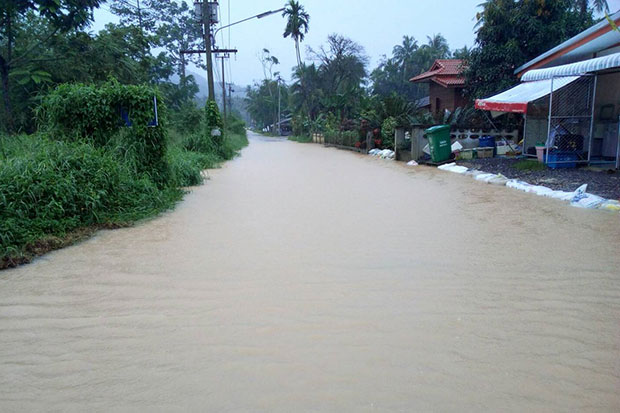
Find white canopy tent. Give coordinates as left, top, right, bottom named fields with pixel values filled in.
left=475, top=76, right=581, bottom=115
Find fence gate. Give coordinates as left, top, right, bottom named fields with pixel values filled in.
left=546, top=75, right=596, bottom=165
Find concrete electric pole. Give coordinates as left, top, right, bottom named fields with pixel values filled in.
left=201, top=1, right=216, bottom=101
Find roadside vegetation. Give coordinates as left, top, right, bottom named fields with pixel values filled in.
left=246, top=0, right=608, bottom=150
left=288, top=135, right=313, bottom=143
left=0, top=2, right=248, bottom=268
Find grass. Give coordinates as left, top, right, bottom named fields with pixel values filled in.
left=513, top=159, right=548, bottom=171
left=288, top=135, right=313, bottom=143
left=0, top=127, right=248, bottom=269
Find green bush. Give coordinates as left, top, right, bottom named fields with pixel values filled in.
left=288, top=135, right=313, bottom=143
left=0, top=135, right=181, bottom=260
left=170, top=103, right=203, bottom=135
left=37, top=79, right=170, bottom=186
left=225, top=114, right=247, bottom=136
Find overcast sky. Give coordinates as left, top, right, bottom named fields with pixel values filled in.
left=93, top=0, right=620, bottom=87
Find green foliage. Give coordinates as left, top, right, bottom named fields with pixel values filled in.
left=0, top=134, right=181, bottom=260
left=513, top=159, right=548, bottom=171
left=465, top=0, right=594, bottom=99
left=169, top=101, right=203, bottom=134
left=37, top=79, right=170, bottom=185
left=288, top=135, right=313, bottom=143
left=225, top=114, right=247, bottom=136
left=381, top=117, right=397, bottom=150
left=283, top=0, right=310, bottom=67
left=205, top=99, right=223, bottom=130
left=371, top=34, right=451, bottom=101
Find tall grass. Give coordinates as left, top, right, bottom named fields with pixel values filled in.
left=1, top=107, right=248, bottom=268
left=0, top=135, right=182, bottom=266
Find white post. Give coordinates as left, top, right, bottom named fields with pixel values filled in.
left=587, top=75, right=597, bottom=164
left=616, top=115, right=620, bottom=169
left=545, top=77, right=554, bottom=164
left=523, top=112, right=528, bottom=157
left=277, top=77, right=281, bottom=136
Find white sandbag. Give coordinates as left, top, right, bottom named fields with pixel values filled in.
left=529, top=185, right=555, bottom=196
left=474, top=173, right=496, bottom=182
left=545, top=190, right=575, bottom=201
left=488, top=174, right=509, bottom=186
left=437, top=162, right=456, bottom=170
left=506, top=180, right=533, bottom=192
left=599, top=200, right=620, bottom=212
left=438, top=163, right=468, bottom=174
left=571, top=193, right=605, bottom=209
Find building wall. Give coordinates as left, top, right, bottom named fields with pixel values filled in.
left=429, top=83, right=466, bottom=114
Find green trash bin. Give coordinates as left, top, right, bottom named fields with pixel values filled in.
left=425, top=125, right=452, bottom=163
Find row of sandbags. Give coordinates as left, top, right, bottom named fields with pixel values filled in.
left=437, top=163, right=620, bottom=212
left=368, top=148, right=395, bottom=159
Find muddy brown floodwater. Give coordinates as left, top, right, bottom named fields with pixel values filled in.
left=1, top=132, right=620, bottom=411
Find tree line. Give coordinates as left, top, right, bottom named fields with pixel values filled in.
left=246, top=0, right=609, bottom=145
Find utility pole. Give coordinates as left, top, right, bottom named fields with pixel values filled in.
left=219, top=53, right=227, bottom=125
left=136, top=0, right=143, bottom=30
left=200, top=1, right=215, bottom=101
left=277, top=76, right=282, bottom=136
left=228, top=83, right=234, bottom=113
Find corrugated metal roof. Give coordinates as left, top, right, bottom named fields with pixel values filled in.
left=521, top=52, right=620, bottom=81
left=515, top=10, right=620, bottom=76
left=415, top=96, right=430, bottom=107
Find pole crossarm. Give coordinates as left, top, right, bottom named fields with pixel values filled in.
left=181, top=49, right=238, bottom=54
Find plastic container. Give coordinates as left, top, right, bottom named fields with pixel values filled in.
left=425, top=125, right=452, bottom=163
left=546, top=151, right=577, bottom=169
left=475, top=147, right=494, bottom=158
left=456, top=149, right=475, bottom=160
left=479, top=135, right=496, bottom=156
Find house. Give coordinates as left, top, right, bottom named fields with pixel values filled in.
left=410, top=59, right=468, bottom=114
left=475, top=11, right=620, bottom=168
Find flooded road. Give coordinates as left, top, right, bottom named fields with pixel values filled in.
left=1, top=131, right=620, bottom=411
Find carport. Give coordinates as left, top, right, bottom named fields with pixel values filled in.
left=476, top=53, right=620, bottom=168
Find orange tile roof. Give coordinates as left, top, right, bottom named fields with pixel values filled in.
left=410, top=59, right=466, bottom=87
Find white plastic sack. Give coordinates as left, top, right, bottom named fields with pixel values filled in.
left=599, top=200, right=620, bottom=212
left=451, top=141, right=463, bottom=152
left=423, top=144, right=430, bottom=155
left=406, top=160, right=419, bottom=166
left=438, top=163, right=468, bottom=174
left=529, top=185, right=555, bottom=196
left=506, top=180, right=533, bottom=192
left=571, top=193, right=605, bottom=209
left=545, top=190, right=575, bottom=201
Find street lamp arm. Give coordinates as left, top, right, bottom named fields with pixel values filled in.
left=213, top=8, right=284, bottom=38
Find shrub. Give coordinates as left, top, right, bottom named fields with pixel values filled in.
left=37, top=79, right=170, bottom=186
left=0, top=135, right=181, bottom=261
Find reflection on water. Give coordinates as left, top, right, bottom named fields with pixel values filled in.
left=1, top=132, right=619, bottom=411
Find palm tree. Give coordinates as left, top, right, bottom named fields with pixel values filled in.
left=426, top=34, right=450, bottom=59
left=282, top=0, right=310, bottom=68
left=392, top=35, right=418, bottom=80
left=575, top=0, right=609, bottom=15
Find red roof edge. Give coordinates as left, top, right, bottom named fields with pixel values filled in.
left=475, top=99, right=528, bottom=114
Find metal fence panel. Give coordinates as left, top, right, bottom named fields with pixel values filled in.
left=546, top=75, right=596, bottom=164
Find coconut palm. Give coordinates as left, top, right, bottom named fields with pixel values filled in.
left=282, top=0, right=310, bottom=68
left=576, top=0, right=609, bottom=14
left=392, top=35, right=418, bottom=80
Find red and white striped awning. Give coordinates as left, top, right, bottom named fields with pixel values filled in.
left=475, top=76, right=580, bottom=114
